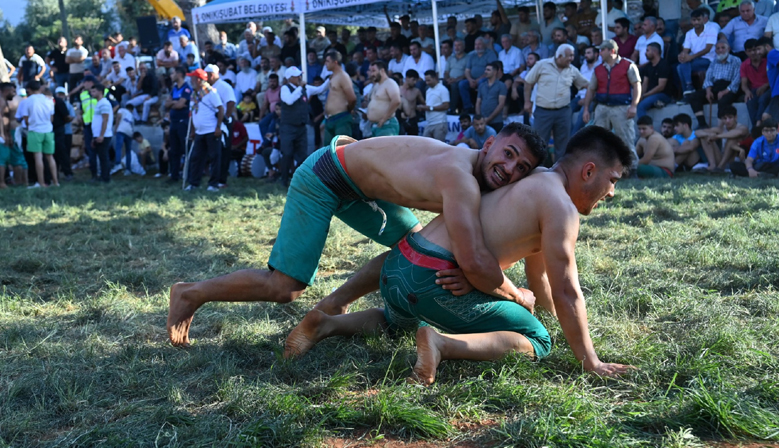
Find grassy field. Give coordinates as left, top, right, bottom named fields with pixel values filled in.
left=1, top=172, right=778, bottom=447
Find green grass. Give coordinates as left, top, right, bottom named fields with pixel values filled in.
left=1, top=173, right=778, bottom=447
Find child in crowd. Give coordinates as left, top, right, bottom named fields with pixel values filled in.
left=133, top=132, right=153, bottom=173
left=113, top=103, right=134, bottom=175
left=731, top=118, right=779, bottom=177
left=237, top=93, right=257, bottom=122
left=186, top=54, right=200, bottom=73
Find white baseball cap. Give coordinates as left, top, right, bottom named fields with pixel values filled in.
left=204, top=64, right=219, bottom=73
left=285, top=66, right=302, bottom=79
left=55, top=87, right=68, bottom=95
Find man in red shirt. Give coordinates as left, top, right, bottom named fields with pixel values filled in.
left=741, top=38, right=770, bottom=127
left=614, top=18, right=638, bottom=61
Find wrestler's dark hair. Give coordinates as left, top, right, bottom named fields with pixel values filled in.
left=691, top=8, right=706, bottom=19
left=637, top=115, right=653, bottom=126
left=324, top=50, right=342, bottom=63
left=369, top=60, right=387, bottom=72
left=673, top=113, right=692, bottom=128
left=718, top=105, right=737, bottom=118
left=662, top=117, right=673, bottom=125
left=615, top=17, right=631, bottom=29
left=497, top=122, right=547, bottom=168
left=563, top=126, right=635, bottom=174
left=0, top=82, right=15, bottom=91
left=424, top=69, right=437, bottom=78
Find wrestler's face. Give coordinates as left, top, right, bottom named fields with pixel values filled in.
left=637, top=124, right=654, bottom=139
left=479, top=133, right=539, bottom=191
left=720, top=114, right=737, bottom=129
left=579, top=162, right=622, bottom=215
left=368, top=64, right=381, bottom=83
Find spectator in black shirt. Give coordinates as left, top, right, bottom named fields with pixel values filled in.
left=52, top=86, right=74, bottom=179
left=324, top=30, right=348, bottom=61
left=280, top=30, right=302, bottom=66
left=127, top=63, right=160, bottom=124
left=47, top=37, right=70, bottom=88
left=203, top=41, right=226, bottom=67
left=464, top=18, right=483, bottom=53
left=637, top=42, right=674, bottom=118
left=384, top=23, right=410, bottom=55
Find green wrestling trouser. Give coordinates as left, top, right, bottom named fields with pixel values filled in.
left=0, top=129, right=28, bottom=168
left=323, top=112, right=354, bottom=144
left=380, top=232, right=552, bottom=359
left=637, top=164, right=673, bottom=178
left=371, top=117, right=400, bottom=137
left=268, top=136, right=420, bottom=286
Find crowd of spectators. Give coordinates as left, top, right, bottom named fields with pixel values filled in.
left=2, top=0, right=779, bottom=190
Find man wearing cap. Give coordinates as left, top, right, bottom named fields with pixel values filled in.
left=168, top=17, right=191, bottom=54
left=261, top=26, right=284, bottom=48
left=164, top=67, right=192, bottom=183
left=277, top=66, right=330, bottom=187
left=205, top=64, right=237, bottom=188
left=583, top=39, right=641, bottom=170
left=311, top=26, right=332, bottom=60
left=366, top=61, right=402, bottom=137
left=323, top=51, right=357, bottom=142
left=185, top=68, right=224, bottom=191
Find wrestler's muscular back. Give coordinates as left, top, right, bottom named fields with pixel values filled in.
left=343, top=136, right=480, bottom=212
left=325, top=70, right=352, bottom=116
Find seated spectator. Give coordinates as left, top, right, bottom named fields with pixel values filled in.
left=551, top=27, right=580, bottom=66
left=566, top=24, right=590, bottom=55
left=412, top=24, right=436, bottom=56
left=444, top=39, right=468, bottom=113
left=215, top=31, right=238, bottom=61
left=260, top=31, right=282, bottom=61
left=686, top=0, right=716, bottom=22
left=614, top=17, right=638, bottom=60
left=633, top=17, right=664, bottom=66
left=731, top=118, right=779, bottom=176
left=237, top=93, right=257, bottom=122
left=656, top=18, right=678, bottom=62
left=670, top=113, right=706, bottom=171
left=86, top=53, right=103, bottom=78
left=695, top=105, right=750, bottom=170
left=280, top=30, right=301, bottom=66
left=499, top=34, right=524, bottom=77
left=402, top=42, right=435, bottom=89
left=185, top=54, right=199, bottom=73
left=179, top=35, right=200, bottom=67
left=126, top=63, right=159, bottom=124
left=740, top=38, right=770, bottom=126
left=678, top=9, right=718, bottom=95
left=459, top=37, right=497, bottom=113
left=234, top=57, right=257, bottom=101
left=133, top=131, right=153, bottom=173
left=260, top=74, right=281, bottom=119
left=451, top=114, right=472, bottom=147
left=763, top=38, right=779, bottom=123
left=455, top=114, right=496, bottom=148
left=521, top=30, right=549, bottom=62
left=637, top=43, right=674, bottom=118
left=203, top=41, right=226, bottom=67
left=685, top=40, right=741, bottom=128
left=636, top=115, right=676, bottom=177
left=261, top=26, right=283, bottom=48
left=238, top=29, right=260, bottom=59
left=719, top=0, right=768, bottom=58
left=155, top=42, right=180, bottom=76
left=311, top=26, right=331, bottom=59
left=661, top=117, right=675, bottom=138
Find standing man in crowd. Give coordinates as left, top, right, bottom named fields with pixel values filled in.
left=47, top=37, right=70, bottom=88
left=22, top=81, right=58, bottom=188
left=636, top=115, right=675, bottom=178
left=168, top=17, right=191, bottom=54
left=165, top=67, right=192, bottom=183
left=66, top=35, right=89, bottom=91
left=366, top=61, right=401, bottom=137
left=17, top=45, right=48, bottom=86
left=52, top=86, right=73, bottom=181
left=685, top=40, right=741, bottom=129
left=525, top=44, right=589, bottom=161
left=323, top=51, right=357, bottom=142
left=420, top=70, right=450, bottom=142
left=205, top=65, right=236, bottom=189
left=678, top=9, right=717, bottom=95
left=476, top=61, right=508, bottom=132
left=540, top=1, right=565, bottom=46
left=90, top=83, right=114, bottom=183
left=277, top=66, right=329, bottom=187
left=185, top=69, right=223, bottom=191
left=583, top=40, right=641, bottom=170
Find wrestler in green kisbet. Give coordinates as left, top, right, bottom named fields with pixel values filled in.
left=168, top=124, right=543, bottom=347
left=285, top=126, right=637, bottom=384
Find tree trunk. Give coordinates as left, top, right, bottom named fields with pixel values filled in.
left=59, top=0, right=70, bottom=40
left=0, top=43, right=9, bottom=83
left=180, top=0, right=219, bottom=50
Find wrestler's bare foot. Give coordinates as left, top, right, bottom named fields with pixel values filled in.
left=167, top=282, right=202, bottom=347
left=284, top=309, right=329, bottom=358
left=408, top=327, right=443, bottom=386
left=312, top=295, right=350, bottom=316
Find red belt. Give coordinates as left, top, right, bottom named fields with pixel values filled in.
left=336, top=145, right=349, bottom=176
left=398, top=237, right=457, bottom=271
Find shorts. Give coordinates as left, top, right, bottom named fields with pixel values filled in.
left=27, top=131, right=55, bottom=155
left=267, top=135, right=420, bottom=286
left=371, top=117, right=400, bottom=137
left=380, top=232, right=552, bottom=359
left=637, top=164, right=673, bottom=178
left=323, top=112, right=353, bottom=143
left=8, top=130, right=28, bottom=168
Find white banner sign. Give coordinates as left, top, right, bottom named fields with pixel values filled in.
left=193, top=0, right=384, bottom=24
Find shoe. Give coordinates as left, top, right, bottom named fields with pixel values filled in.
left=654, top=100, right=666, bottom=108
left=683, top=89, right=694, bottom=96
left=123, top=170, right=132, bottom=176
left=676, top=99, right=689, bottom=105
left=27, top=182, right=41, bottom=189
left=184, top=185, right=196, bottom=191
left=207, top=186, right=219, bottom=192
left=154, top=173, right=163, bottom=178
left=110, top=164, right=123, bottom=175
left=218, top=183, right=227, bottom=188
left=691, top=162, right=709, bottom=173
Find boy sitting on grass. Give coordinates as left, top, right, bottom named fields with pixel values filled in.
left=670, top=113, right=706, bottom=173
left=694, top=105, right=749, bottom=173
left=636, top=115, right=675, bottom=178
left=731, top=118, right=779, bottom=177
left=133, top=131, right=154, bottom=173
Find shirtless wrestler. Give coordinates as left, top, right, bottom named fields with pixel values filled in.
left=0, top=83, right=28, bottom=188
left=399, top=70, right=425, bottom=135
left=694, top=105, right=749, bottom=172
left=365, top=61, right=401, bottom=137
left=285, top=126, right=636, bottom=383
left=636, top=116, right=675, bottom=178
left=167, top=124, right=548, bottom=346
left=323, top=51, right=357, bottom=142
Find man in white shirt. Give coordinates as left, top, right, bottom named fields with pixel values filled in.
left=595, top=0, right=629, bottom=32
left=234, top=57, right=258, bottom=102
left=412, top=25, right=436, bottom=56
left=764, top=10, right=779, bottom=48
left=22, top=81, right=58, bottom=188
left=205, top=64, right=237, bottom=188
left=572, top=46, right=601, bottom=133
left=498, top=34, right=524, bottom=77
left=419, top=70, right=450, bottom=141
left=17, top=46, right=48, bottom=85
left=66, top=35, right=89, bottom=90
left=112, top=45, right=136, bottom=77
left=387, top=43, right=409, bottom=76
left=186, top=68, right=224, bottom=191
left=678, top=9, right=717, bottom=94
left=90, top=82, right=114, bottom=183
left=402, top=42, right=435, bottom=86
left=633, top=17, right=665, bottom=66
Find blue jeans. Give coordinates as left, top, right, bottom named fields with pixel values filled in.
left=637, top=93, right=673, bottom=119
left=54, top=73, right=69, bottom=88
left=677, top=58, right=711, bottom=91
left=746, top=88, right=771, bottom=126
left=114, top=132, right=133, bottom=167
left=458, top=78, right=488, bottom=110
left=571, top=99, right=595, bottom=135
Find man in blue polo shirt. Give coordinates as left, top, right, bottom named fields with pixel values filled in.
left=168, top=17, right=191, bottom=54
left=163, top=67, right=192, bottom=182
left=731, top=117, right=779, bottom=176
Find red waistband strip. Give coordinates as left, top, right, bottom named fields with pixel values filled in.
left=335, top=145, right=349, bottom=176
left=398, top=237, right=457, bottom=271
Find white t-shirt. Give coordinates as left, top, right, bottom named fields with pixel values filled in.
left=682, top=25, right=718, bottom=62
left=388, top=55, right=408, bottom=75
left=112, top=53, right=136, bottom=75
left=595, top=8, right=628, bottom=29
left=401, top=52, right=435, bottom=80
left=115, top=107, right=134, bottom=136
left=425, top=82, right=450, bottom=126
left=106, top=70, right=127, bottom=86
left=766, top=12, right=779, bottom=49
left=234, top=69, right=258, bottom=99
left=412, top=37, right=435, bottom=50
left=192, top=89, right=223, bottom=135
left=92, top=97, right=114, bottom=138
left=212, top=78, right=237, bottom=111
left=499, top=46, right=524, bottom=75
left=67, top=46, right=89, bottom=74
left=635, top=33, right=664, bottom=65
left=24, top=94, right=54, bottom=134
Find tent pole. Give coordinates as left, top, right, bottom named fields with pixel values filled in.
left=431, top=0, right=442, bottom=77
left=600, top=0, right=609, bottom=37
left=300, top=12, right=307, bottom=80
left=537, top=0, right=545, bottom=47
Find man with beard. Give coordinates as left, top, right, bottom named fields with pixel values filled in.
left=167, top=124, right=548, bottom=347
left=323, top=51, right=357, bottom=142
left=366, top=61, right=401, bottom=137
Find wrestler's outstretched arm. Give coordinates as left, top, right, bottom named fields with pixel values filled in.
left=541, top=201, right=635, bottom=377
